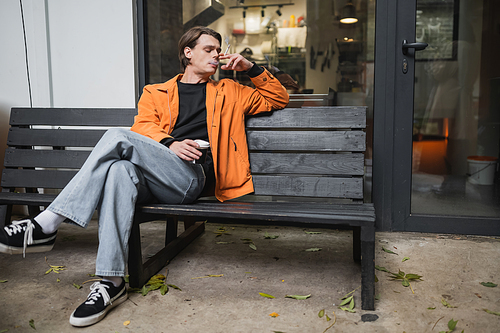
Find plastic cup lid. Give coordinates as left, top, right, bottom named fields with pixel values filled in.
left=194, top=139, right=210, bottom=148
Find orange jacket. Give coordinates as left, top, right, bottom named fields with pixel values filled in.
left=131, top=68, right=289, bottom=202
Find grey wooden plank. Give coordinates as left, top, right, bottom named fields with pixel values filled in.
left=138, top=202, right=375, bottom=225
left=246, top=107, right=366, bottom=129
left=1, top=169, right=77, bottom=189
left=0, top=192, right=56, bottom=206
left=247, top=131, right=366, bottom=152
left=10, top=108, right=136, bottom=126
left=4, top=148, right=90, bottom=168
left=7, top=128, right=107, bottom=147
left=249, top=152, right=364, bottom=175
left=252, top=175, right=363, bottom=198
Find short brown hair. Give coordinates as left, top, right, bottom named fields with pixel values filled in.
left=178, top=26, right=222, bottom=72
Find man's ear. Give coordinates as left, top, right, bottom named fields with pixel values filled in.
left=184, top=47, right=192, bottom=60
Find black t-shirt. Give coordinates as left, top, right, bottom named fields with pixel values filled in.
left=161, top=81, right=215, bottom=195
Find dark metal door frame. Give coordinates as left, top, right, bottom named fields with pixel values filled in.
left=372, top=0, right=500, bottom=236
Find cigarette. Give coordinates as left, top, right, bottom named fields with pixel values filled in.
left=224, top=44, right=230, bottom=55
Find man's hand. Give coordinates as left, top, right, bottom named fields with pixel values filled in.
left=219, top=53, right=253, bottom=72
left=169, top=139, right=202, bottom=162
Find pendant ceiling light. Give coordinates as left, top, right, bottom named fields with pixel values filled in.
left=340, top=0, right=358, bottom=24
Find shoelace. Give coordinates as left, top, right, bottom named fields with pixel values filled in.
left=4, top=220, right=35, bottom=257
left=85, top=282, right=112, bottom=306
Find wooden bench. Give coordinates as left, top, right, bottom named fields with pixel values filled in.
left=0, top=105, right=375, bottom=310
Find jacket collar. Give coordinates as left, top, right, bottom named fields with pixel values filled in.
left=155, top=74, right=221, bottom=92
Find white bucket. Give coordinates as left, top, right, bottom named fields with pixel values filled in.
left=467, top=156, right=497, bottom=185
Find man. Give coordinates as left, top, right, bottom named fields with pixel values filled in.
left=0, top=26, right=288, bottom=326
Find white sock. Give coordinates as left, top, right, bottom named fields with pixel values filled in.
left=34, top=210, right=66, bottom=234
left=102, top=276, right=123, bottom=287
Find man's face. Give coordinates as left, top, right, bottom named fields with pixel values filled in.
left=185, top=34, right=221, bottom=77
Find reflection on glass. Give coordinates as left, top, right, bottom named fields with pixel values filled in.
left=142, top=0, right=376, bottom=201
left=411, top=0, right=500, bottom=217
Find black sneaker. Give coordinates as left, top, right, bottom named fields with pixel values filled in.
left=0, top=218, right=57, bottom=256
left=70, top=279, right=127, bottom=327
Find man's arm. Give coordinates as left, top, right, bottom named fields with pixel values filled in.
left=130, top=86, right=172, bottom=143
left=219, top=53, right=289, bottom=115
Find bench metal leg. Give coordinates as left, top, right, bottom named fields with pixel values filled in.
left=353, top=226, right=361, bottom=262
left=0, top=204, right=12, bottom=228
left=360, top=225, right=375, bottom=310
left=128, top=214, right=205, bottom=288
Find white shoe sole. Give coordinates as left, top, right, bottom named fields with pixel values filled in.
left=0, top=242, right=54, bottom=255
left=69, top=291, right=128, bottom=327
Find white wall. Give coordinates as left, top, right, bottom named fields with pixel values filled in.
left=0, top=0, right=137, bottom=189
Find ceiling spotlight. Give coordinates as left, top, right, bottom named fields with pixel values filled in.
left=276, top=5, right=282, bottom=16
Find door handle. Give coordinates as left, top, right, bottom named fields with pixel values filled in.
left=402, top=40, right=428, bottom=55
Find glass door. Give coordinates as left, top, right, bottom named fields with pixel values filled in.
left=373, top=0, right=500, bottom=235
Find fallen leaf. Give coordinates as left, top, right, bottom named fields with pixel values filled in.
left=326, top=314, right=331, bottom=321
left=285, top=294, right=311, bottom=300
left=474, top=293, right=482, bottom=298
left=340, top=306, right=356, bottom=313
left=259, top=292, right=275, bottom=299
left=269, top=312, right=279, bottom=317
left=318, top=309, right=325, bottom=318
left=264, top=232, right=279, bottom=239
left=402, top=257, right=410, bottom=262
left=123, top=320, right=131, bottom=326
left=480, top=282, right=497, bottom=288
left=240, top=238, right=253, bottom=242
left=0, top=280, right=7, bottom=283
left=167, top=284, right=182, bottom=290
left=304, top=231, right=322, bottom=234
left=56, top=278, right=60, bottom=283
left=192, top=275, right=222, bottom=279
left=73, top=283, right=82, bottom=289
left=382, top=246, right=398, bottom=255
left=375, top=293, right=380, bottom=300
left=441, top=298, right=457, bottom=308
left=29, top=319, right=35, bottom=330
left=141, top=285, right=149, bottom=296
left=215, top=241, right=233, bottom=244
left=160, top=284, right=169, bottom=295
left=375, top=265, right=390, bottom=273
left=249, top=243, right=257, bottom=251
left=124, top=275, right=129, bottom=283
left=447, top=318, right=458, bottom=331
left=483, top=308, right=500, bottom=316
left=0, top=329, right=9, bottom=333
left=427, top=307, right=436, bottom=310
left=339, top=296, right=353, bottom=306
left=305, top=248, right=322, bottom=252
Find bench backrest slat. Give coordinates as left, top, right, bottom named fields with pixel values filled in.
left=8, top=128, right=107, bottom=147
left=247, top=131, right=365, bottom=152
left=2, top=169, right=77, bottom=189
left=3, top=106, right=367, bottom=200
left=4, top=148, right=90, bottom=169
left=10, top=108, right=136, bottom=126
left=252, top=175, right=363, bottom=198
left=246, top=107, right=365, bottom=129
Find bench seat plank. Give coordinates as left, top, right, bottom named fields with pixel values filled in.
left=139, top=201, right=375, bottom=225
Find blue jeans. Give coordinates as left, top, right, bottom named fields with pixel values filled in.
left=47, top=128, right=205, bottom=277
